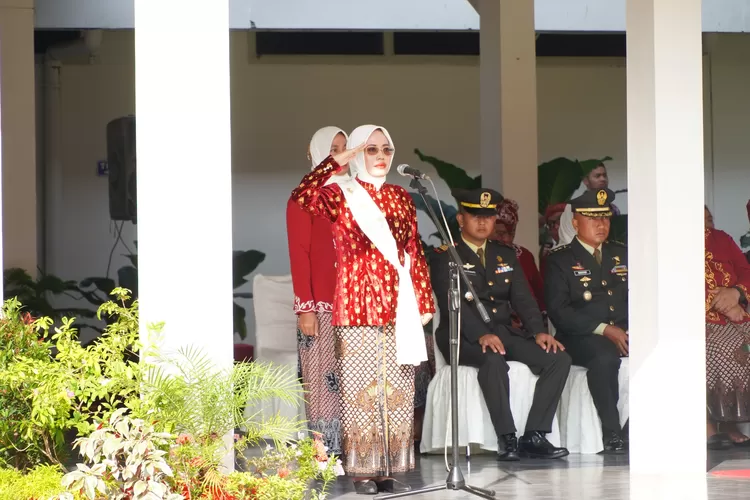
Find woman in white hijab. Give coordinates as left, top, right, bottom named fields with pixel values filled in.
left=290, top=125, right=434, bottom=495
left=286, top=126, right=349, bottom=458
left=556, top=204, right=577, bottom=248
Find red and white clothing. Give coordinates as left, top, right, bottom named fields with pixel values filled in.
left=704, top=227, right=750, bottom=422
left=705, top=228, right=750, bottom=326
left=290, top=158, right=435, bottom=327
left=287, top=199, right=337, bottom=314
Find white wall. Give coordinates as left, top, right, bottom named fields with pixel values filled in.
left=44, top=30, right=750, bottom=344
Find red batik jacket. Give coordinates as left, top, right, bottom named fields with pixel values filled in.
left=705, top=228, right=750, bottom=325
left=290, top=157, right=435, bottom=327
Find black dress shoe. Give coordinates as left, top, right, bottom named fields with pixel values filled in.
left=599, top=431, right=627, bottom=454
left=518, top=431, right=570, bottom=459
left=497, top=433, right=520, bottom=461
left=375, top=478, right=411, bottom=493
left=353, top=480, right=378, bottom=495
left=707, top=433, right=733, bottom=450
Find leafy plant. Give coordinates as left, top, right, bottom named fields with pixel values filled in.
left=226, top=435, right=339, bottom=500
left=0, top=299, right=56, bottom=469
left=0, top=290, right=143, bottom=470
left=133, top=345, right=304, bottom=447
left=3, top=268, right=96, bottom=325
left=58, top=409, right=182, bottom=500
left=79, top=248, right=265, bottom=340
left=412, top=150, right=629, bottom=246
left=0, top=465, right=71, bottom=500
left=741, top=231, right=750, bottom=250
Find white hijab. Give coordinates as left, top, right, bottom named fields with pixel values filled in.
left=309, top=126, right=349, bottom=185
left=347, top=124, right=395, bottom=191
left=555, top=204, right=576, bottom=248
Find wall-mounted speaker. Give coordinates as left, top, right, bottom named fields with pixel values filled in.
left=107, top=116, right=137, bottom=223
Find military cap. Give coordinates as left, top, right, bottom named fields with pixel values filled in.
left=452, top=188, right=504, bottom=216
left=570, top=188, right=616, bottom=218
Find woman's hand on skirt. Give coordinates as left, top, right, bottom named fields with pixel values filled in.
left=299, top=312, right=319, bottom=336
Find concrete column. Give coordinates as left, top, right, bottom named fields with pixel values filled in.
left=134, top=0, right=234, bottom=468
left=626, top=0, right=706, bottom=497
left=0, top=0, right=38, bottom=279
left=479, top=0, right=538, bottom=254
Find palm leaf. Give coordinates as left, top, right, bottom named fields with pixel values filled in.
left=414, top=149, right=480, bottom=190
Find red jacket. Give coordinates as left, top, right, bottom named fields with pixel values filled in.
left=286, top=198, right=337, bottom=314
left=290, top=157, right=435, bottom=327
left=705, top=228, right=750, bottom=325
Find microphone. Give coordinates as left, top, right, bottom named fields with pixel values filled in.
left=397, top=164, right=430, bottom=180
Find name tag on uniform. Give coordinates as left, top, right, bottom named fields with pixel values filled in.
left=610, top=265, right=628, bottom=275
left=573, top=269, right=591, bottom=277
left=496, top=265, right=514, bottom=274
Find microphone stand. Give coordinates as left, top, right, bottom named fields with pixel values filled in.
left=376, top=177, right=495, bottom=499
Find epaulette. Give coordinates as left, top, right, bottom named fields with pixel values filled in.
left=550, top=244, right=570, bottom=253
left=434, top=242, right=457, bottom=254
left=607, top=240, right=627, bottom=247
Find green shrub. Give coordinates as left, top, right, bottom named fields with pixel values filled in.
left=0, top=465, right=71, bottom=500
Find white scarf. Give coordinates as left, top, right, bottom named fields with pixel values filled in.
left=340, top=125, right=427, bottom=365
left=309, top=126, right=349, bottom=186
left=555, top=204, right=576, bottom=248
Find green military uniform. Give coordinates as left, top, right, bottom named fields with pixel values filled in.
left=431, top=189, right=571, bottom=452
left=544, top=188, right=628, bottom=449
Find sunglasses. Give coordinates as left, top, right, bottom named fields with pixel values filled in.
left=365, top=146, right=395, bottom=156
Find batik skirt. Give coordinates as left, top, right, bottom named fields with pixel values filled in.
left=706, top=321, right=750, bottom=422
left=298, top=311, right=343, bottom=455
left=334, top=324, right=416, bottom=476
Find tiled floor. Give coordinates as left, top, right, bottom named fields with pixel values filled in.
left=326, top=449, right=750, bottom=499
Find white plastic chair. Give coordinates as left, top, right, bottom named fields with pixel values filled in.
left=420, top=302, right=562, bottom=454
left=245, top=274, right=306, bottom=438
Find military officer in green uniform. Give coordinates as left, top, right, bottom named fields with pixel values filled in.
left=430, top=188, right=571, bottom=461
left=544, top=187, right=629, bottom=454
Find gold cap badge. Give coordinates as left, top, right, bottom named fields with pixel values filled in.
left=597, top=190, right=607, bottom=206
left=480, top=192, right=491, bottom=208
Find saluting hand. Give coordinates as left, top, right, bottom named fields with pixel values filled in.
left=535, top=333, right=565, bottom=353
left=479, top=334, right=506, bottom=355
left=331, top=143, right=367, bottom=168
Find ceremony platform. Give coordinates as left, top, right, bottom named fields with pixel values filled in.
left=327, top=449, right=750, bottom=499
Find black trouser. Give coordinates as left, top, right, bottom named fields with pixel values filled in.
left=559, top=334, right=623, bottom=433
left=439, top=334, right=572, bottom=437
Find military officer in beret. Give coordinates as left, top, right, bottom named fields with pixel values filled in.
left=430, top=188, right=571, bottom=461
left=544, top=188, right=628, bottom=454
